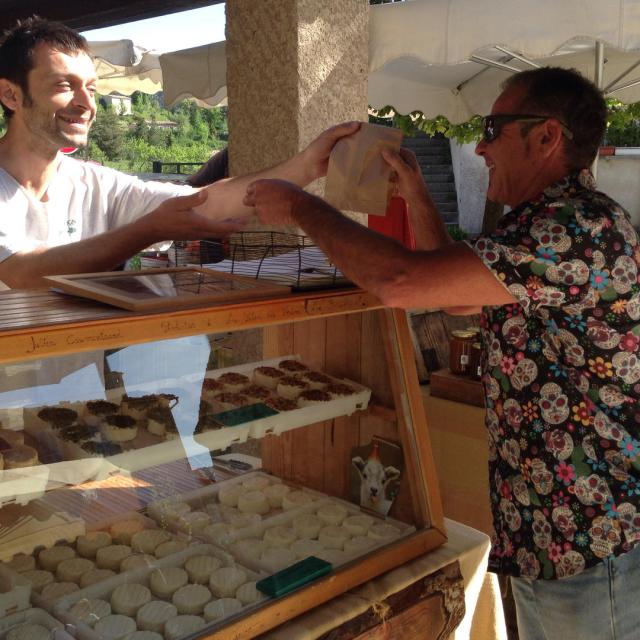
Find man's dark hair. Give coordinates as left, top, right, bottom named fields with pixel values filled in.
left=0, top=16, right=90, bottom=118
left=503, top=67, right=607, bottom=171
left=186, top=147, right=229, bottom=187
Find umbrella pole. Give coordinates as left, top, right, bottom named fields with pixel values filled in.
left=592, top=41, right=605, bottom=179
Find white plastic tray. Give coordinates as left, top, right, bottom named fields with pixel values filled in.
left=29, top=511, right=161, bottom=612
left=226, top=494, right=415, bottom=573
left=146, top=471, right=325, bottom=545
left=54, top=543, right=261, bottom=640
left=25, top=410, right=191, bottom=481
left=0, top=501, right=85, bottom=564
left=195, top=356, right=371, bottom=441
left=14, top=357, right=371, bottom=499
left=22, top=396, right=252, bottom=493
left=0, top=566, right=30, bottom=619
left=0, top=607, right=74, bottom=640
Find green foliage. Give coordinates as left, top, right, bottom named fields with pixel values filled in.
left=112, top=137, right=215, bottom=173
left=604, top=98, right=640, bottom=146
left=370, top=106, right=483, bottom=144
left=447, top=224, right=468, bottom=241
left=372, top=98, right=640, bottom=147
left=89, top=103, right=126, bottom=160
left=82, top=92, right=227, bottom=172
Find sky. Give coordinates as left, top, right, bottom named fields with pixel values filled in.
left=81, top=4, right=226, bottom=54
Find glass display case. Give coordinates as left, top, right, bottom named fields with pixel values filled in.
left=0, top=286, right=445, bottom=639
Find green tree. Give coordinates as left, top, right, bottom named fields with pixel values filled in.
left=191, top=109, right=210, bottom=143
left=90, top=103, right=125, bottom=160
left=130, top=115, right=149, bottom=139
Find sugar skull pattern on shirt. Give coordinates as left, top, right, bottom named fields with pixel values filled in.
left=469, top=172, right=640, bottom=579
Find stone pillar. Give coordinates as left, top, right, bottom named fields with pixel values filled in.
left=226, top=0, right=368, bottom=202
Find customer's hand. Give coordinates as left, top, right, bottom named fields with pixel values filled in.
left=244, top=179, right=311, bottom=226
left=301, top=121, right=361, bottom=181
left=382, top=148, right=430, bottom=204
left=143, top=190, right=246, bottom=241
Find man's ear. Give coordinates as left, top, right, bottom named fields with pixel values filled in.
left=535, top=118, right=565, bottom=159
left=0, top=79, right=21, bottom=114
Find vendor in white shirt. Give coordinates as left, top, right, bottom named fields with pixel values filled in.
left=0, top=16, right=358, bottom=290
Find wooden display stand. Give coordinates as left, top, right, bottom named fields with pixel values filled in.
left=0, top=287, right=447, bottom=639
left=429, top=368, right=485, bottom=407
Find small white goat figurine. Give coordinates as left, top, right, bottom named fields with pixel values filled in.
left=352, top=443, right=401, bottom=515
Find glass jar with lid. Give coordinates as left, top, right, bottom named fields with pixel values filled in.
left=448, top=329, right=476, bottom=376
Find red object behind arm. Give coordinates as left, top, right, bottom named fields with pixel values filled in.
left=367, top=195, right=416, bottom=249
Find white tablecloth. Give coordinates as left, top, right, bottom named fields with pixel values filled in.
left=264, top=518, right=507, bottom=639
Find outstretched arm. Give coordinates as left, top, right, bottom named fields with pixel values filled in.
left=196, top=122, right=361, bottom=220
left=244, top=180, right=515, bottom=310
left=0, top=191, right=243, bottom=289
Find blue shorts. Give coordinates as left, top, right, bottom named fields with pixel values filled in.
left=511, top=543, right=640, bottom=640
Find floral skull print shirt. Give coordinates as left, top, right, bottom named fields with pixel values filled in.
left=468, top=172, right=640, bottom=580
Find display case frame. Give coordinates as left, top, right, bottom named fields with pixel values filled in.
left=0, top=286, right=445, bottom=639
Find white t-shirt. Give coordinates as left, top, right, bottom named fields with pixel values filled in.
left=0, top=155, right=193, bottom=262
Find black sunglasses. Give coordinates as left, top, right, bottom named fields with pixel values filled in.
left=481, top=114, right=574, bottom=143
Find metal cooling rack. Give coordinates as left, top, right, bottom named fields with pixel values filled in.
left=172, top=232, right=350, bottom=291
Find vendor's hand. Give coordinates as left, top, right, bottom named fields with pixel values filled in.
left=382, top=148, right=430, bottom=203
left=244, top=179, right=310, bottom=226
left=301, top=121, right=361, bottom=181
left=144, top=190, right=246, bottom=240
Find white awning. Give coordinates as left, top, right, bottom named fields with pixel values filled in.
left=369, top=0, right=640, bottom=121
left=90, top=1, right=640, bottom=117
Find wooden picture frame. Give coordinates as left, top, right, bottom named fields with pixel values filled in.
left=45, top=267, right=290, bottom=311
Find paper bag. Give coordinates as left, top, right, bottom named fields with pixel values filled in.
left=324, top=122, right=403, bottom=216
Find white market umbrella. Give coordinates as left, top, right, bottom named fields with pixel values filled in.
left=88, top=39, right=146, bottom=67
left=159, top=41, right=227, bottom=107
left=369, top=0, right=640, bottom=122
left=89, top=39, right=227, bottom=107
left=89, top=40, right=163, bottom=97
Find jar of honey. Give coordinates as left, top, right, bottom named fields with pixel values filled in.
left=449, top=329, right=476, bottom=375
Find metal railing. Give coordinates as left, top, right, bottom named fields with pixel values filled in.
left=151, top=161, right=205, bottom=174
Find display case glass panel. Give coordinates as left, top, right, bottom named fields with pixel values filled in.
left=0, top=291, right=444, bottom=639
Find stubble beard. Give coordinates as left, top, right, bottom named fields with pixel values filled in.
left=23, top=90, right=92, bottom=150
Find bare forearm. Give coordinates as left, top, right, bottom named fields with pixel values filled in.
left=290, top=195, right=514, bottom=310
left=0, top=217, right=157, bottom=289
left=407, top=192, right=452, bottom=251
left=199, top=153, right=315, bottom=220
left=292, top=195, right=410, bottom=296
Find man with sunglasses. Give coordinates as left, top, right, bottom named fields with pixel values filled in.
left=245, top=67, right=640, bottom=639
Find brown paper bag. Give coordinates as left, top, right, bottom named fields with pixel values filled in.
left=324, top=122, right=403, bottom=216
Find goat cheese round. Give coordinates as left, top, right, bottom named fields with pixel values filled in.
left=94, top=614, right=137, bottom=640
left=209, top=567, right=247, bottom=598
left=172, top=583, right=211, bottom=615
left=136, top=600, right=177, bottom=633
